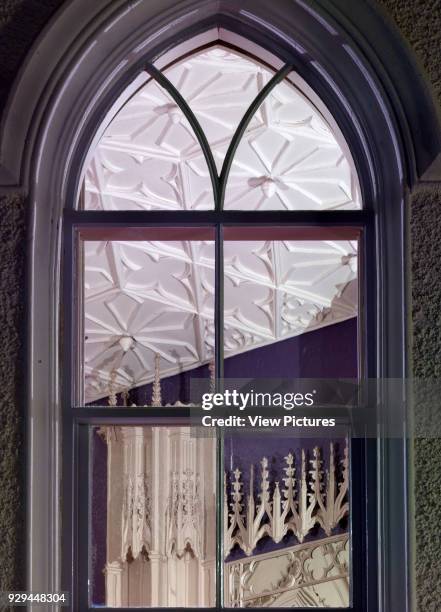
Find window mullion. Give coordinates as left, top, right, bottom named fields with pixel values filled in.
left=218, top=63, right=293, bottom=209
left=215, top=223, right=224, bottom=608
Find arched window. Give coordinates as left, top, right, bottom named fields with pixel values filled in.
left=19, top=2, right=429, bottom=611
left=66, top=35, right=365, bottom=609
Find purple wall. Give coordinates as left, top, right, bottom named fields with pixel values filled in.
left=224, top=317, right=357, bottom=379
left=224, top=435, right=348, bottom=561
left=105, top=317, right=357, bottom=406
left=223, top=320, right=355, bottom=559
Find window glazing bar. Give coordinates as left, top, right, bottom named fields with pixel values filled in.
left=64, top=209, right=373, bottom=225
left=144, top=63, right=220, bottom=206
left=219, top=63, right=292, bottom=208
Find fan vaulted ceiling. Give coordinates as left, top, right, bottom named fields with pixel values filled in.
left=82, top=44, right=360, bottom=402
left=84, top=239, right=357, bottom=402
left=84, top=46, right=361, bottom=212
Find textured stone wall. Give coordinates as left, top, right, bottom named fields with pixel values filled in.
left=377, top=0, right=441, bottom=105
left=0, top=0, right=65, bottom=594
left=0, top=194, right=27, bottom=591
left=410, top=189, right=441, bottom=611
left=0, top=0, right=64, bottom=112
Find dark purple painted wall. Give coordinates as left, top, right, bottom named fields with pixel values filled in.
left=224, top=434, right=348, bottom=561
left=91, top=430, right=107, bottom=606
left=98, top=317, right=357, bottom=406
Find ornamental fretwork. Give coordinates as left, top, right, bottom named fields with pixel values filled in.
left=224, top=441, right=348, bottom=557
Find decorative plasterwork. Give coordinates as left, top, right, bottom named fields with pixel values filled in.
left=164, top=46, right=273, bottom=173
left=84, top=45, right=360, bottom=211
left=224, top=73, right=361, bottom=210
left=102, top=426, right=216, bottom=607
left=224, top=441, right=349, bottom=557
left=167, top=468, right=203, bottom=558
left=84, top=239, right=215, bottom=400
left=225, top=533, right=349, bottom=607
left=84, top=239, right=357, bottom=402
left=121, top=473, right=151, bottom=560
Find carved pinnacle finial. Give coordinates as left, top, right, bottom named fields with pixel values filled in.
left=223, top=440, right=350, bottom=558
left=151, top=353, right=162, bottom=407
left=108, top=369, right=117, bottom=406
left=209, top=358, right=216, bottom=394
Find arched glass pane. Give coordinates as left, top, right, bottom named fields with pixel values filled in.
left=163, top=45, right=274, bottom=172
left=224, top=74, right=361, bottom=210
left=222, top=228, right=357, bottom=608
left=84, top=45, right=276, bottom=210
left=84, top=78, right=215, bottom=210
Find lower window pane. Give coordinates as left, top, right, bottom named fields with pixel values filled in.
left=91, top=425, right=216, bottom=607
left=223, top=434, right=350, bottom=607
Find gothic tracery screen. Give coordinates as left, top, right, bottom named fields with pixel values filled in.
left=77, top=39, right=362, bottom=609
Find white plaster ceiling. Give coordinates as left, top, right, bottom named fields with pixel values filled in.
left=84, top=46, right=361, bottom=211
left=82, top=43, right=360, bottom=401
left=84, top=239, right=357, bottom=402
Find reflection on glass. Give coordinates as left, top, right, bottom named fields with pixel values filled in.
left=90, top=426, right=216, bottom=607
left=223, top=238, right=358, bottom=379
left=223, top=435, right=349, bottom=607
left=83, top=237, right=215, bottom=406
left=224, top=75, right=361, bottom=211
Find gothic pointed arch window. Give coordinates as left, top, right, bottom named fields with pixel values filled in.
left=67, top=33, right=368, bottom=610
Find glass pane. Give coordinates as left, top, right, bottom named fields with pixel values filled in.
left=223, top=230, right=358, bottom=377
left=90, top=425, right=216, bottom=607
left=84, top=77, right=215, bottom=210
left=163, top=45, right=274, bottom=173
left=81, top=229, right=215, bottom=406
left=224, top=434, right=349, bottom=607
left=222, top=229, right=356, bottom=607
left=224, top=74, right=361, bottom=210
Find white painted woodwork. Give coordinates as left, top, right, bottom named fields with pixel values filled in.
left=101, top=426, right=216, bottom=607
left=224, top=442, right=349, bottom=557
left=224, top=534, right=349, bottom=607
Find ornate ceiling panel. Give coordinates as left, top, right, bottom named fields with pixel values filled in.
left=84, top=77, right=215, bottom=211
left=84, top=45, right=360, bottom=211
left=84, top=47, right=272, bottom=211
left=163, top=47, right=273, bottom=171
left=224, top=77, right=361, bottom=210
left=84, top=240, right=357, bottom=402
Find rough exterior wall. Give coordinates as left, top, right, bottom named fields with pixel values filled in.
left=377, top=0, right=441, bottom=105
left=410, top=189, right=441, bottom=611
left=0, top=194, right=27, bottom=592
left=0, top=0, right=65, bottom=113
